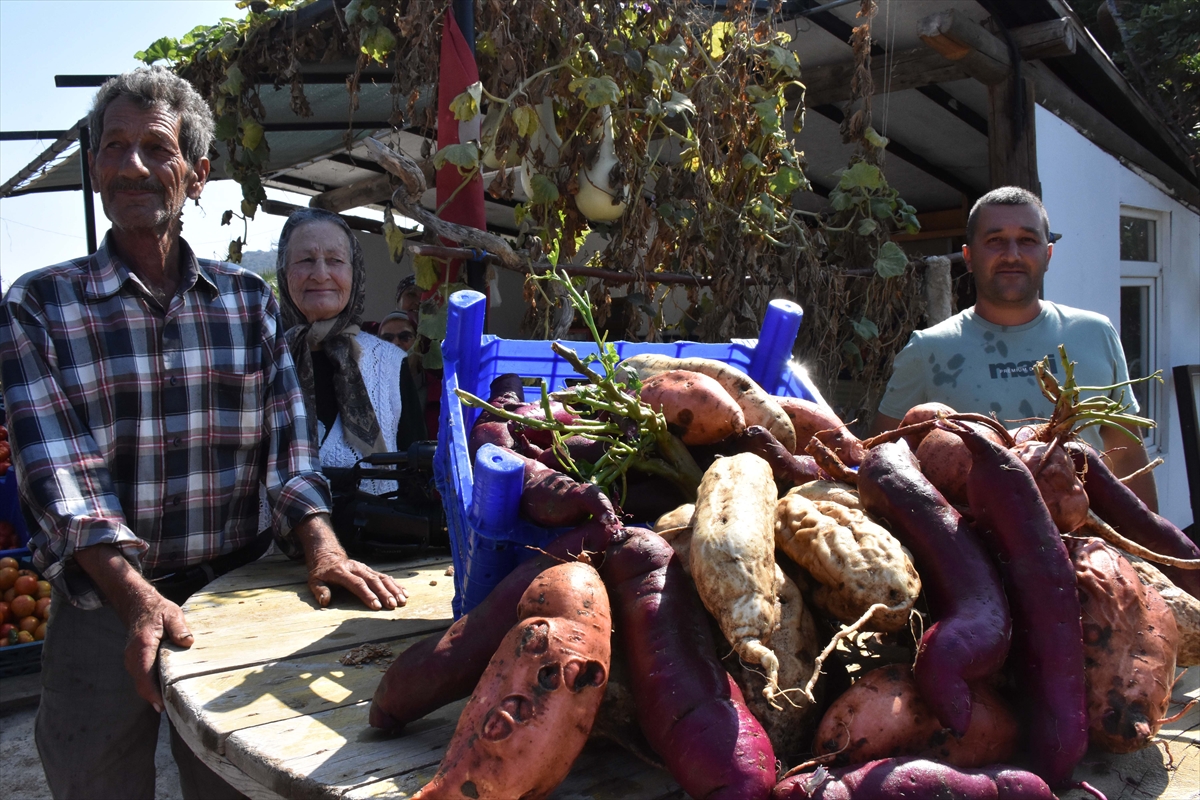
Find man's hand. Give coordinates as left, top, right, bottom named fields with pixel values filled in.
left=74, top=544, right=193, bottom=712
left=294, top=514, right=407, bottom=610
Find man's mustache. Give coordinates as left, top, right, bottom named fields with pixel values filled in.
left=107, top=178, right=165, bottom=194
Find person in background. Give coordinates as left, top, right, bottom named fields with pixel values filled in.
left=276, top=208, right=408, bottom=495
left=395, top=273, right=420, bottom=313
left=871, top=186, right=1157, bottom=511
left=0, top=67, right=405, bottom=800
left=378, top=310, right=417, bottom=352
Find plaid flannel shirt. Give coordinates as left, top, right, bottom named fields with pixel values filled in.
left=0, top=234, right=331, bottom=609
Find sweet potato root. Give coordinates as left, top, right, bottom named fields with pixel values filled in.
left=943, top=421, right=1088, bottom=787
left=691, top=453, right=783, bottom=699
left=518, top=454, right=621, bottom=535
left=813, top=664, right=1018, bottom=769
left=601, top=529, right=776, bottom=800
left=773, top=758, right=1057, bottom=800
left=775, top=397, right=863, bottom=464
left=775, top=492, right=919, bottom=633
left=1068, top=537, right=1178, bottom=753
left=413, top=562, right=611, bottom=800
left=1013, top=440, right=1088, bottom=533
left=1127, top=555, right=1200, bottom=667
left=915, top=422, right=1007, bottom=505
left=369, top=520, right=621, bottom=732
left=857, top=441, right=1011, bottom=738
left=621, top=353, right=796, bottom=452
left=639, top=369, right=746, bottom=445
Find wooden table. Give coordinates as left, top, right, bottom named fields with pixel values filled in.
left=162, top=552, right=1200, bottom=800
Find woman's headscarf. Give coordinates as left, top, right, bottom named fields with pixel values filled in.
left=276, top=208, right=385, bottom=456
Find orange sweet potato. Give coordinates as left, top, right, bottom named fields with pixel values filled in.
left=413, top=562, right=612, bottom=799
left=639, top=369, right=746, bottom=445
left=813, top=664, right=1018, bottom=769
left=1068, top=537, right=1178, bottom=753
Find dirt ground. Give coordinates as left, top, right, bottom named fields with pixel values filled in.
left=0, top=703, right=183, bottom=800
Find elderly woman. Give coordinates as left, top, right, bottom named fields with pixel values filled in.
left=276, top=208, right=404, bottom=493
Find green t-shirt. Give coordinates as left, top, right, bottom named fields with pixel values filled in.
left=878, top=302, right=1135, bottom=450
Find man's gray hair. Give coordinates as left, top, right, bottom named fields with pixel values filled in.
left=89, top=66, right=215, bottom=167
left=966, top=186, right=1050, bottom=244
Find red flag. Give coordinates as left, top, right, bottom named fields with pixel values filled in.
left=428, top=9, right=486, bottom=438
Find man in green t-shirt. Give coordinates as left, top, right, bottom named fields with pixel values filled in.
left=872, top=187, right=1158, bottom=512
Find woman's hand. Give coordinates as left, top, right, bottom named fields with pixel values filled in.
left=294, top=513, right=408, bottom=610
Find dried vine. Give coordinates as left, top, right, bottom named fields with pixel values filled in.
left=139, top=0, right=928, bottom=425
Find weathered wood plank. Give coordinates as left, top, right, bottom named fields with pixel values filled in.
left=182, top=553, right=450, bottom=598
left=161, top=561, right=455, bottom=684
left=165, top=633, right=432, bottom=754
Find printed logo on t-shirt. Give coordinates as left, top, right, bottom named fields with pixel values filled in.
left=988, top=355, right=1057, bottom=380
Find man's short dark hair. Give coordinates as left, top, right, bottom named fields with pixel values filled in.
left=89, top=66, right=215, bottom=167
left=966, top=187, right=1050, bottom=245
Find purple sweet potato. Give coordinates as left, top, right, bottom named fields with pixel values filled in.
left=773, top=758, right=1058, bottom=800
left=723, top=425, right=822, bottom=489
left=369, top=520, right=622, bottom=732
left=943, top=422, right=1088, bottom=788
left=601, top=529, right=776, bottom=800
left=519, top=455, right=621, bottom=536
left=1066, top=440, right=1200, bottom=600
left=775, top=397, right=862, bottom=464
left=857, top=441, right=1011, bottom=737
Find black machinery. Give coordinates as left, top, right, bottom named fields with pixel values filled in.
left=322, top=441, right=448, bottom=557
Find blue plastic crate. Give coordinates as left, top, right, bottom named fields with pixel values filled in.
left=435, top=290, right=828, bottom=617
left=0, top=470, right=30, bottom=561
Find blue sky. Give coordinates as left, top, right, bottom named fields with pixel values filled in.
left=0, top=0, right=308, bottom=289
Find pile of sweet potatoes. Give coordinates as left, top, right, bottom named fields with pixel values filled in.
left=371, top=353, right=1197, bottom=799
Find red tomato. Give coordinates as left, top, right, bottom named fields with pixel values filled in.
left=10, top=594, right=35, bottom=619
left=17, top=615, right=38, bottom=634
left=13, top=575, right=37, bottom=597
left=16, top=630, right=33, bottom=643
left=0, top=557, right=17, bottom=571
left=0, top=622, right=14, bottom=641
left=34, top=622, right=46, bottom=641
left=0, top=600, right=9, bottom=624
left=2, top=587, right=15, bottom=604
left=35, top=596, right=50, bottom=619
left=37, top=580, right=51, bottom=599
left=0, top=567, right=16, bottom=592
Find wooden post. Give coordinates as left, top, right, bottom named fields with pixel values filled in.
left=987, top=74, right=1040, bottom=195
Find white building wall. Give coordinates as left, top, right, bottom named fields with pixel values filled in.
left=1037, top=105, right=1200, bottom=529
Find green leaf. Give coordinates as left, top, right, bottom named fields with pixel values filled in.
left=644, top=59, right=669, bottom=89
left=741, top=152, right=764, bottom=171
left=663, top=91, right=695, bottom=117
left=527, top=173, right=560, bottom=205
left=220, top=65, right=244, bottom=96
left=569, top=76, right=622, bottom=108
left=417, top=305, right=447, bottom=339
left=382, top=210, right=406, bottom=263
left=765, top=44, right=801, bottom=78
left=512, top=105, right=539, bottom=138
left=752, top=101, right=780, bottom=133
left=863, top=126, right=890, bottom=149
left=422, top=337, right=444, bottom=370
left=839, top=161, right=883, bottom=191
left=768, top=165, right=803, bottom=197
left=360, top=24, right=396, bottom=64
left=623, top=49, right=643, bottom=72
left=227, top=237, right=243, bottom=263
left=648, top=35, right=688, bottom=66
left=213, top=114, right=237, bottom=141
left=513, top=203, right=530, bottom=227
left=220, top=210, right=233, bottom=226
left=344, top=0, right=365, bottom=25
left=829, top=189, right=854, bottom=212
left=239, top=118, right=264, bottom=150
left=433, top=142, right=480, bottom=171
left=137, top=37, right=179, bottom=65
left=869, top=198, right=895, bottom=219
left=856, top=218, right=878, bottom=236
left=450, top=82, right=482, bottom=121
left=850, top=316, right=879, bottom=340
left=644, top=96, right=664, bottom=119
left=873, top=241, right=908, bottom=278
left=413, top=255, right=439, bottom=290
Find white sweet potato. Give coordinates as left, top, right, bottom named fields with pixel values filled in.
left=653, top=503, right=695, bottom=572
left=621, top=353, right=796, bottom=452
left=690, top=452, right=783, bottom=699
left=727, top=567, right=822, bottom=764
left=1127, top=555, right=1200, bottom=667
left=775, top=493, right=920, bottom=632
left=788, top=479, right=862, bottom=510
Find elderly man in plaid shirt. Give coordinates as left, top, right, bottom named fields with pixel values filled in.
left=0, top=67, right=407, bottom=799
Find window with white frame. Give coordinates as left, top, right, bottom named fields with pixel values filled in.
left=1118, top=211, right=1163, bottom=449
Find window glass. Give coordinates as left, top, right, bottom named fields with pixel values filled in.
left=1119, top=284, right=1151, bottom=437
left=1120, top=216, right=1156, bottom=261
